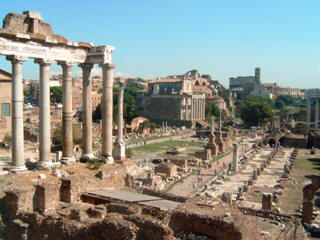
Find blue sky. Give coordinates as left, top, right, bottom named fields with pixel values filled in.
left=0, top=0, right=319, bottom=88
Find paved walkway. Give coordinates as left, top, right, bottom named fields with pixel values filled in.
left=167, top=151, right=233, bottom=197
left=83, top=189, right=181, bottom=211
left=126, top=130, right=194, bottom=148
left=167, top=136, right=258, bottom=197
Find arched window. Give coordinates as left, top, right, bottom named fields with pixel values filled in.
left=195, top=80, right=199, bottom=86
left=202, top=82, right=206, bottom=86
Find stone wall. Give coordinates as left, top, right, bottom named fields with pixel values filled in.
left=146, top=96, right=180, bottom=123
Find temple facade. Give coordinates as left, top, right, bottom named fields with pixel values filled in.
left=0, top=11, right=116, bottom=171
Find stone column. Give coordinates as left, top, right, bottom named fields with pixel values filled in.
left=7, top=56, right=28, bottom=172
left=198, top=98, right=201, bottom=120
left=315, top=98, right=319, bottom=129
left=262, top=193, right=272, bottom=211
left=58, top=61, right=74, bottom=164
left=191, top=99, right=194, bottom=120
left=35, top=59, right=54, bottom=168
left=114, top=84, right=126, bottom=162
left=202, top=98, right=205, bottom=120
left=306, top=98, right=311, bottom=129
left=219, top=109, right=222, bottom=131
left=80, top=63, right=94, bottom=159
left=101, top=63, right=115, bottom=163
left=232, top=143, right=238, bottom=172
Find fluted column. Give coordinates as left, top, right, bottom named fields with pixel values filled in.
left=201, top=99, right=204, bottom=120
left=35, top=59, right=54, bottom=168
left=315, top=98, right=319, bottom=129
left=80, top=63, right=94, bottom=158
left=191, top=99, right=194, bottom=120
left=306, top=98, right=311, bottom=129
left=101, top=63, right=115, bottom=163
left=198, top=98, right=200, bottom=120
left=114, top=83, right=126, bottom=162
left=7, top=55, right=28, bottom=172
left=233, top=143, right=239, bottom=172
left=58, top=61, right=74, bottom=163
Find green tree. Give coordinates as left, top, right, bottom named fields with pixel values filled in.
left=205, top=103, right=225, bottom=122
left=237, top=96, right=274, bottom=127
left=274, top=99, right=286, bottom=109
left=276, top=95, right=296, bottom=106
left=95, top=86, right=139, bottom=123
left=50, top=86, right=63, bottom=103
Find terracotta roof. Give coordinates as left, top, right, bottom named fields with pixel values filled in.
left=0, top=69, right=12, bottom=81
left=148, top=78, right=182, bottom=84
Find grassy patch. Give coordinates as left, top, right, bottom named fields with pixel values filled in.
left=131, top=140, right=205, bottom=153
left=86, top=159, right=102, bottom=170
left=279, top=156, right=320, bottom=213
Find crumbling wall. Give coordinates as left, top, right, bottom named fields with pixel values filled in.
left=169, top=210, right=242, bottom=240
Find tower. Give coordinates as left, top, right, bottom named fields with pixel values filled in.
left=255, top=67, right=261, bottom=84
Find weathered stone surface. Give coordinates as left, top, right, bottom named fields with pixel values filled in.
left=169, top=210, right=242, bottom=240
left=4, top=185, right=35, bottom=219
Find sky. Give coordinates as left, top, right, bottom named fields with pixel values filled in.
left=0, top=0, right=319, bottom=89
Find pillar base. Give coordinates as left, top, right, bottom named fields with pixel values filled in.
left=114, top=143, right=126, bottom=162
left=80, top=153, right=95, bottom=163
left=82, top=152, right=95, bottom=159
left=81, top=153, right=96, bottom=160
left=103, top=155, right=114, bottom=164
left=61, top=156, right=76, bottom=165
left=10, top=165, right=27, bottom=173
left=37, top=161, right=61, bottom=170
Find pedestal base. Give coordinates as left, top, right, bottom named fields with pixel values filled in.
left=80, top=153, right=95, bottom=162
left=82, top=153, right=95, bottom=159
left=37, top=161, right=61, bottom=170
left=61, top=156, right=76, bottom=165
left=103, top=155, right=114, bottom=164
left=11, top=165, right=27, bottom=173
left=114, top=143, right=126, bottom=163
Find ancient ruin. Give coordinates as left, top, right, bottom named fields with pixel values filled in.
left=0, top=11, right=115, bottom=170
left=0, top=9, right=317, bottom=240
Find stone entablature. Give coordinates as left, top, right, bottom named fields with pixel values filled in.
left=0, top=11, right=114, bottom=65
left=0, top=11, right=116, bottom=171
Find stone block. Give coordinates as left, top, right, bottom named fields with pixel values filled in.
left=4, top=185, right=35, bottom=219
left=221, top=192, right=232, bottom=205
left=60, top=177, right=80, bottom=203
left=262, top=193, right=272, bottom=211
left=35, top=182, right=60, bottom=213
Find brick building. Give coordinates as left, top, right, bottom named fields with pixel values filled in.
left=0, top=69, right=12, bottom=140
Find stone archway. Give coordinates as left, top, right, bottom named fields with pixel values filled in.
left=302, top=175, right=320, bottom=224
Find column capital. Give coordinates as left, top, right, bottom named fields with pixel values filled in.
left=100, top=63, right=115, bottom=70
left=6, top=55, right=28, bottom=63
left=34, top=58, right=54, bottom=66
left=57, top=61, right=74, bottom=68
left=79, top=62, right=94, bottom=70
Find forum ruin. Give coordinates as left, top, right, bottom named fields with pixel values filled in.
left=0, top=10, right=319, bottom=240
left=0, top=11, right=116, bottom=171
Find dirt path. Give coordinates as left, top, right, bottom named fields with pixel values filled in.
left=167, top=150, right=234, bottom=197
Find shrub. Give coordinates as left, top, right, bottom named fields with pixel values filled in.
left=86, top=159, right=102, bottom=170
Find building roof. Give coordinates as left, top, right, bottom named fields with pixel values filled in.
left=0, top=69, right=12, bottom=81
left=148, top=78, right=182, bottom=84
left=263, top=83, right=277, bottom=87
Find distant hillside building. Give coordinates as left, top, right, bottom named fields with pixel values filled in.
left=139, top=70, right=233, bottom=126
left=0, top=69, right=12, bottom=140
left=229, top=67, right=261, bottom=99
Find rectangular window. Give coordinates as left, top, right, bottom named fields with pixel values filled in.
left=1, top=103, right=10, bottom=117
